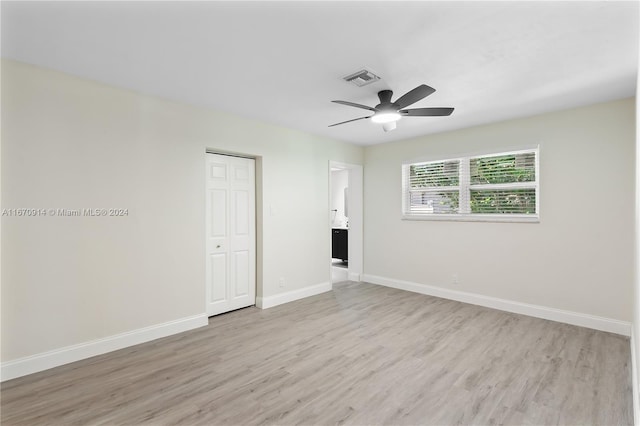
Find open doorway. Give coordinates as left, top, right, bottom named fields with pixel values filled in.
left=329, top=161, right=363, bottom=284
left=330, top=168, right=349, bottom=282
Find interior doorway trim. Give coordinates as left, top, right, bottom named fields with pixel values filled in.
left=329, top=161, right=363, bottom=282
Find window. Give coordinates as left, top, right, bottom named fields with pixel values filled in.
left=402, top=148, right=539, bottom=222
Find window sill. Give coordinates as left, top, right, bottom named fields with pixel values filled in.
left=402, top=214, right=540, bottom=223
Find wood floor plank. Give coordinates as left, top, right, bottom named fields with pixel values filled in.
left=1, top=281, right=633, bottom=425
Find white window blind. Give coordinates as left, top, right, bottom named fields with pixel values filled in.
left=405, top=159, right=461, bottom=214
left=402, top=148, right=539, bottom=222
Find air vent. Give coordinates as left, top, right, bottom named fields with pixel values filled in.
left=343, top=69, right=380, bottom=87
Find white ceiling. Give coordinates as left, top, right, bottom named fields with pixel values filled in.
left=2, top=1, right=638, bottom=146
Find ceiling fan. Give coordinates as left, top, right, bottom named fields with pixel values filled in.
left=329, top=84, right=454, bottom=132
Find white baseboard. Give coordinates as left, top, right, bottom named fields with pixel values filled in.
left=348, top=271, right=361, bottom=282
left=1, top=313, right=208, bottom=382
left=632, top=327, right=640, bottom=425
left=256, top=282, right=332, bottom=309
left=362, top=274, right=631, bottom=336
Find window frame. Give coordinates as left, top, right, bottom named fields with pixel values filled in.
left=402, top=146, right=540, bottom=223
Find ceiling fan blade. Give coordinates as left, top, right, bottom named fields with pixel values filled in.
left=394, top=85, right=436, bottom=109
left=400, top=107, right=454, bottom=117
left=331, top=100, right=377, bottom=112
left=328, top=116, right=372, bottom=127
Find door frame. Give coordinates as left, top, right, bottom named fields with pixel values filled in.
left=329, top=161, right=363, bottom=282
left=205, top=149, right=262, bottom=314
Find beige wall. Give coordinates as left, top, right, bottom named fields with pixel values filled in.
left=364, top=98, right=635, bottom=322
left=1, top=60, right=363, bottom=361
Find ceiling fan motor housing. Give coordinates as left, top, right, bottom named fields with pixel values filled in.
left=376, top=90, right=394, bottom=107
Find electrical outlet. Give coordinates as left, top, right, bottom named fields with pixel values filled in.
left=279, top=277, right=285, bottom=288
left=452, top=273, right=459, bottom=285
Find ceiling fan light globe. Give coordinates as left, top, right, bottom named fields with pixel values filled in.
left=382, top=122, right=397, bottom=132
left=371, top=111, right=401, bottom=124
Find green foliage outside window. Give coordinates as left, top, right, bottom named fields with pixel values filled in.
left=409, top=161, right=459, bottom=213
left=470, top=189, right=536, bottom=214
left=409, top=153, right=536, bottom=215
left=469, top=153, right=536, bottom=214
left=409, top=161, right=458, bottom=187
left=470, top=153, right=535, bottom=185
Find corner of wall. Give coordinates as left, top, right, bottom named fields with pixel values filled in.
left=257, top=282, right=332, bottom=309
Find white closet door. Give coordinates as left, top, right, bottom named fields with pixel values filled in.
left=206, top=153, right=256, bottom=316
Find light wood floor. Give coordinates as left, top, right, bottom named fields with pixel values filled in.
left=1, top=281, right=633, bottom=425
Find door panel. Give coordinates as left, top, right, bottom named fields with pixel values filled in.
left=234, top=251, right=250, bottom=297
left=206, top=153, right=256, bottom=316
left=210, top=162, right=227, bottom=180
left=234, top=164, right=249, bottom=181
left=209, top=253, right=227, bottom=303
left=210, top=189, right=227, bottom=237
left=234, top=190, right=249, bottom=235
